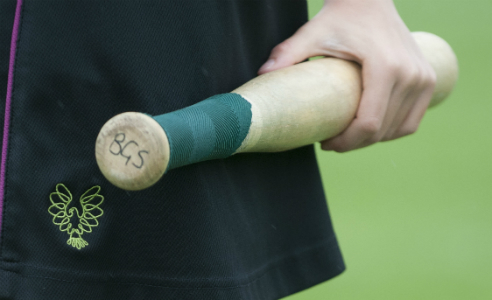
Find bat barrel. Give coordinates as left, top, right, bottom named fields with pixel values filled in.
left=412, top=31, right=459, bottom=107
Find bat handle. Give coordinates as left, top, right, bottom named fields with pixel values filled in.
left=96, top=93, right=252, bottom=191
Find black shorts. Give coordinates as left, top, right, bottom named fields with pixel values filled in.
left=0, top=1, right=345, bottom=299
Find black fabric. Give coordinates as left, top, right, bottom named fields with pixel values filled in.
left=0, top=1, right=345, bottom=299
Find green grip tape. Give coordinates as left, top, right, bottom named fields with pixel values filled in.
left=153, top=93, right=252, bottom=171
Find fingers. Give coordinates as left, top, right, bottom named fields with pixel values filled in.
left=382, top=62, right=436, bottom=141
left=258, top=26, right=317, bottom=75
left=321, top=55, right=436, bottom=152
left=258, top=0, right=438, bottom=153
left=320, top=59, right=395, bottom=152
left=386, top=74, right=436, bottom=140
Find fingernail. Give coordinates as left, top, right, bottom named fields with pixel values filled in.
left=259, top=59, right=275, bottom=73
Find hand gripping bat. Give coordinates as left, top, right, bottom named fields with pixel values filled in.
left=95, top=32, right=458, bottom=191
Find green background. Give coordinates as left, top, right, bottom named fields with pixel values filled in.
left=285, top=1, right=492, bottom=299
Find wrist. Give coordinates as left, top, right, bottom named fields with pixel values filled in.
left=324, top=0, right=393, bottom=4
left=322, top=0, right=396, bottom=11
left=319, top=0, right=399, bottom=20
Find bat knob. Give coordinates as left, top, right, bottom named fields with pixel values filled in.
left=412, top=32, right=459, bottom=107
left=95, top=112, right=170, bottom=191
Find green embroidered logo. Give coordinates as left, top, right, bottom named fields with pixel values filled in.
left=48, top=184, right=104, bottom=250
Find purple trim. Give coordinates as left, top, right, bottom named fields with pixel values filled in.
left=0, top=0, right=23, bottom=237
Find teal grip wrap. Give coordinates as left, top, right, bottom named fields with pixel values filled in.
left=153, top=93, right=252, bottom=171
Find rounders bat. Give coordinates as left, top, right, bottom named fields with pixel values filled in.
left=95, top=32, right=459, bottom=191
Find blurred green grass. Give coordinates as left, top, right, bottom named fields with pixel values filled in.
left=285, top=1, right=492, bottom=299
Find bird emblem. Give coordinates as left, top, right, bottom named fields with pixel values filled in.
left=48, top=183, right=104, bottom=250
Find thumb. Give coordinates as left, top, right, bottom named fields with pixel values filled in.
left=258, top=29, right=315, bottom=75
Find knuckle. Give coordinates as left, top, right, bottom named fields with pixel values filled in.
left=380, top=134, right=394, bottom=142
left=273, top=40, right=293, bottom=54
left=382, top=57, right=402, bottom=74
left=326, top=138, right=355, bottom=153
left=400, top=63, right=436, bottom=93
left=332, top=146, right=348, bottom=153
left=416, top=64, right=437, bottom=89
left=424, top=68, right=437, bottom=88
left=401, top=64, right=422, bottom=86
left=398, top=124, right=419, bottom=136
left=328, top=141, right=348, bottom=153
left=358, top=117, right=382, bottom=136
left=367, top=134, right=383, bottom=144
left=410, top=67, right=423, bottom=85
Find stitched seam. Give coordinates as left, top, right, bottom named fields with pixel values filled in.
left=0, top=237, right=340, bottom=290
left=2, top=237, right=338, bottom=279
left=0, top=0, right=24, bottom=261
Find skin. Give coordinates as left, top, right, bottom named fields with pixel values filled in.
left=258, top=0, right=436, bottom=152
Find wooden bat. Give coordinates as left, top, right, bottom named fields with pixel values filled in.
left=95, top=32, right=458, bottom=191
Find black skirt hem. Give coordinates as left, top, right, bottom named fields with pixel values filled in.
left=0, top=237, right=345, bottom=300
